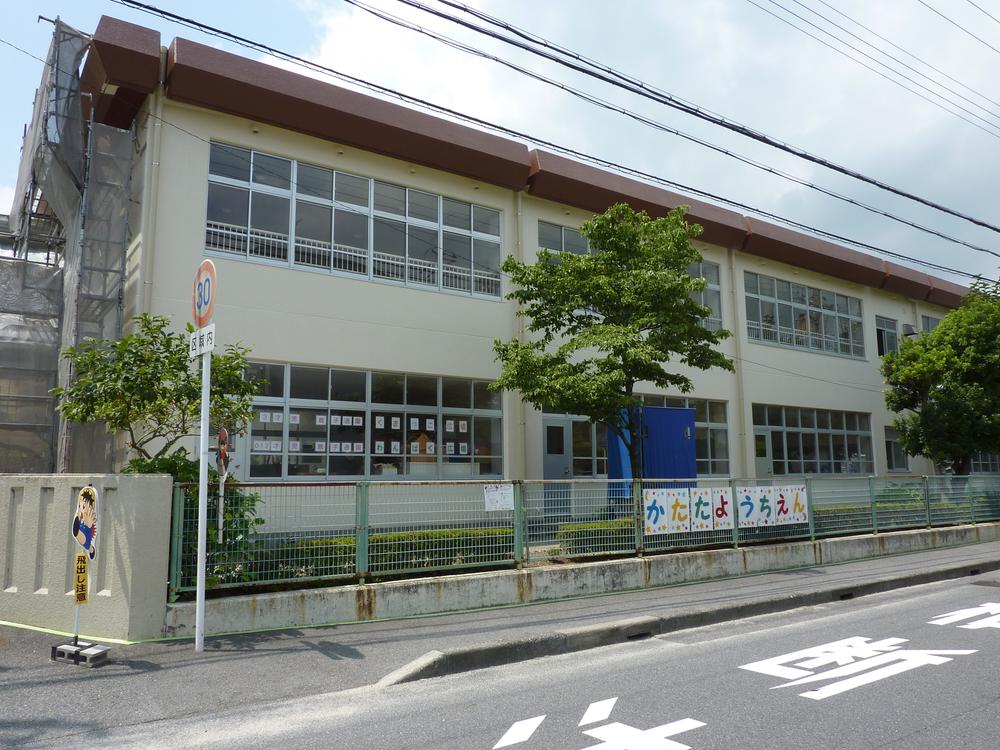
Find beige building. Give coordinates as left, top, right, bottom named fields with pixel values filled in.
left=7, top=16, right=977, bottom=482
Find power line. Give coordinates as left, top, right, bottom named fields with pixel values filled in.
left=815, top=0, right=1000, bottom=112
left=916, top=0, right=1000, bottom=56
left=401, top=0, right=1000, bottom=238
left=345, top=0, right=1000, bottom=261
left=75, top=3, right=992, bottom=282
left=965, top=0, right=1000, bottom=27
left=784, top=0, right=1000, bottom=125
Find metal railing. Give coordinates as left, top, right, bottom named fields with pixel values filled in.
left=168, top=474, right=1000, bottom=599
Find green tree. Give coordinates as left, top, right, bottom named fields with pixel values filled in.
left=53, top=313, right=259, bottom=466
left=493, top=203, right=733, bottom=479
left=882, top=279, right=1000, bottom=474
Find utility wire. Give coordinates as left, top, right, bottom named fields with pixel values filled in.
left=346, top=0, right=1000, bottom=260
left=405, top=0, right=1000, bottom=237
left=916, top=0, right=1000, bottom=56
left=89, top=3, right=993, bottom=282
left=786, top=0, right=1000, bottom=124
left=965, top=0, right=1000, bottom=27
left=816, top=0, right=1000, bottom=112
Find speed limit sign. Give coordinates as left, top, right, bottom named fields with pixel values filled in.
left=192, top=259, right=217, bottom=327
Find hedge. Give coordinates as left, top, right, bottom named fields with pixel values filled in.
left=556, top=518, right=633, bottom=556
left=246, top=527, right=514, bottom=583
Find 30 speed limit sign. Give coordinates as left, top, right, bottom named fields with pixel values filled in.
left=192, top=259, right=217, bottom=327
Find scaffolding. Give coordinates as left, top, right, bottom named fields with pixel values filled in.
left=2, top=19, right=133, bottom=472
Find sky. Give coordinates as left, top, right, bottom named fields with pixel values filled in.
left=2, top=0, right=999, bottom=285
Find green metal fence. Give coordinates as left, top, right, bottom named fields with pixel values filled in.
left=168, top=475, right=1000, bottom=600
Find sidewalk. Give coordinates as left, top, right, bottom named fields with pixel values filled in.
left=3, top=540, right=1000, bottom=747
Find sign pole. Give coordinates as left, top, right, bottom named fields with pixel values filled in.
left=195, top=348, right=211, bottom=653
left=191, top=258, right=217, bottom=654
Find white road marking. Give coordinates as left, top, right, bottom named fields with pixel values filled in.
left=580, top=717, right=706, bottom=750
left=579, top=697, right=618, bottom=726
left=929, top=602, right=1000, bottom=627
left=493, top=715, right=546, bottom=748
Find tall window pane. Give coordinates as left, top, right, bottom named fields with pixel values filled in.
left=374, top=181, right=405, bottom=215
left=252, top=153, right=291, bottom=189
left=443, top=198, right=471, bottom=230
left=209, top=143, right=251, bottom=181
left=297, top=163, right=333, bottom=199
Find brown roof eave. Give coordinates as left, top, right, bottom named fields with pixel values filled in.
left=742, top=218, right=887, bottom=288
left=164, top=38, right=532, bottom=189
left=527, top=149, right=748, bottom=248
left=80, top=16, right=160, bottom=129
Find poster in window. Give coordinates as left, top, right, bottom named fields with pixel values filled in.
left=330, top=415, right=342, bottom=426
left=341, top=442, right=352, bottom=453
left=375, top=441, right=385, bottom=455
left=375, top=416, right=385, bottom=429
left=459, top=420, right=468, bottom=433
left=316, top=414, right=327, bottom=426
left=252, top=440, right=265, bottom=451
left=391, top=441, right=401, bottom=454
left=426, top=418, right=435, bottom=431
left=272, top=412, right=284, bottom=424
left=352, top=442, right=363, bottom=453
left=289, top=440, right=300, bottom=452
left=391, top=416, right=401, bottom=430
left=315, top=441, right=326, bottom=452
left=289, top=413, right=300, bottom=425
left=447, top=442, right=455, bottom=455
left=446, top=420, right=455, bottom=433
left=459, top=442, right=468, bottom=455
left=353, top=416, right=363, bottom=427
left=269, top=440, right=282, bottom=452
left=426, top=442, right=435, bottom=454
left=259, top=412, right=271, bottom=423
left=329, top=442, right=340, bottom=453
left=410, top=441, right=420, bottom=454
left=410, top=417, right=419, bottom=431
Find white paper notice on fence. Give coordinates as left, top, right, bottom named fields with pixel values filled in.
left=484, top=483, right=514, bottom=512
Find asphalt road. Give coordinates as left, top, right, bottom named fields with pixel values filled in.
left=17, top=574, right=1000, bottom=749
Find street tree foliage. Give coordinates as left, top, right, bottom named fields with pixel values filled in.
left=882, top=279, right=1000, bottom=475
left=53, top=313, right=259, bottom=468
left=492, top=203, right=733, bottom=479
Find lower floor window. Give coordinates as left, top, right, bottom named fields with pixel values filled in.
left=885, top=428, right=909, bottom=472
left=246, top=364, right=502, bottom=480
left=752, top=403, right=873, bottom=475
left=972, top=452, right=1000, bottom=474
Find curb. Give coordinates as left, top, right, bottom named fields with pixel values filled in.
left=378, top=558, right=1000, bottom=685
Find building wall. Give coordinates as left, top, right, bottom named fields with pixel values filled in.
left=136, top=99, right=950, bottom=482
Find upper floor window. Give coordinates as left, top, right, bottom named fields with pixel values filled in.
left=538, top=220, right=589, bottom=255
left=206, top=143, right=503, bottom=297
left=744, top=271, right=864, bottom=358
left=688, top=261, right=722, bottom=331
left=921, top=315, right=941, bottom=333
left=876, top=316, right=899, bottom=356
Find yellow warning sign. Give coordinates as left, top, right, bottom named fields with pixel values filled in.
left=74, top=552, right=88, bottom=605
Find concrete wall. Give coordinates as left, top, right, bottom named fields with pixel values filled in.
left=0, top=474, right=172, bottom=641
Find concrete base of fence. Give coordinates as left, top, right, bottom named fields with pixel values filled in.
left=163, top=522, right=1000, bottom=638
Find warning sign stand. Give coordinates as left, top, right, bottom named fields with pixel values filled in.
left=51, top=485, right=111, bottom=667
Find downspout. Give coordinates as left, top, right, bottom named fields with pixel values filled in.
left=139, top=52, right=166, bottom=316
left=728, top=242, right=750, bottom=481
left=514, top=188, right=527, bottom=480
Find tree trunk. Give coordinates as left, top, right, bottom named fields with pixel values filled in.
left=953, top=456, right=972, bottom=475
left=626, top=404, right=643, bottom=480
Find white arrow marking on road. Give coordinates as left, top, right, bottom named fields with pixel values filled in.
left=928, top=602, right=1000, bottom=626
left=494, top=715, right=546, bottom=749
left=579, top=698, right=618, bottom=726
left=580, top=717, right=706, bottom=750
